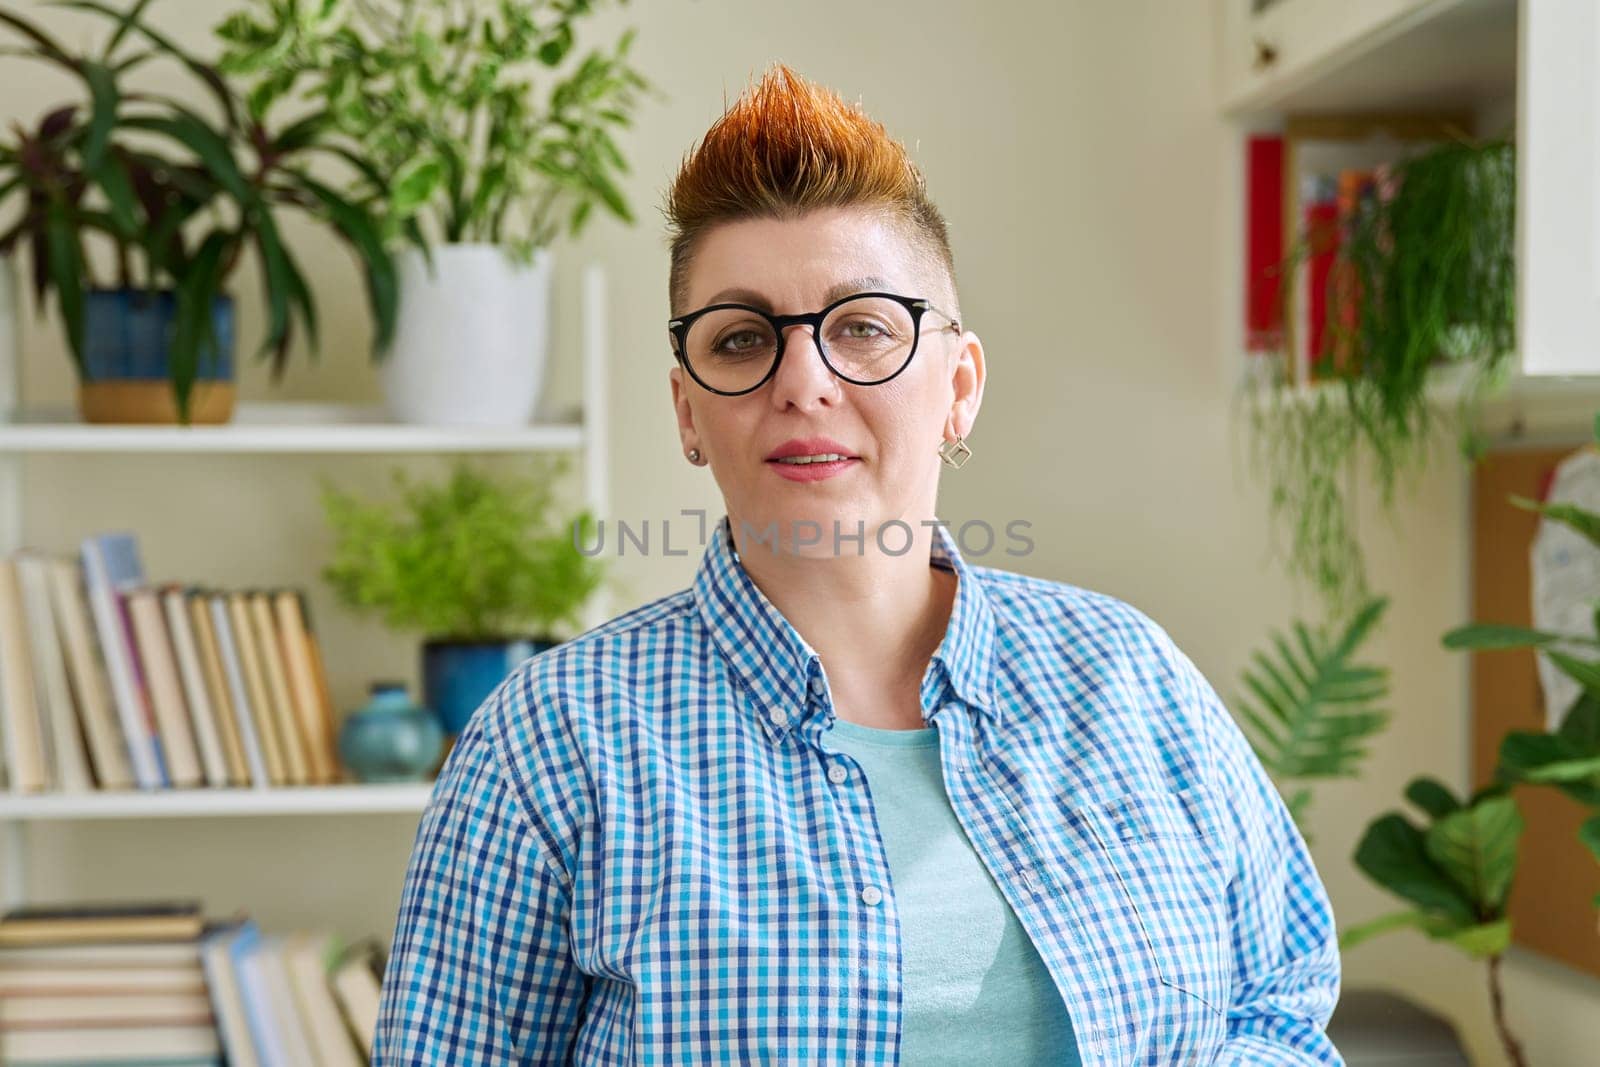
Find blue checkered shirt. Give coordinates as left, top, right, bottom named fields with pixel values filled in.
left=374, top=514, right=1342, bottom=1065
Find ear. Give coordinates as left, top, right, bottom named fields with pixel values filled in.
left=669, top=364, right=700, bottom=455
left=945, top=329, right=985, bottom=439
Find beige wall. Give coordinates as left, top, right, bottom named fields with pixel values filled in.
left=4, top=0, right=1598, bottom=1061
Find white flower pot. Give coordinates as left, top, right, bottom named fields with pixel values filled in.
left=380, top=243, right=554, bottom=426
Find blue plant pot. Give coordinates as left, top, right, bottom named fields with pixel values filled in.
left=79, top=287, right=236, bottom=424
left=423, top=637, right=556, bottom=735
left=338, top=682, right=446, bottom=783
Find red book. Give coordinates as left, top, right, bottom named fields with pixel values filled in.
left=1303, top=192, right=1340, bottom=381
left=1245, top=135, right=1285, bottom=354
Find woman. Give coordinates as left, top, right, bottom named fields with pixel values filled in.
left=374, top=63, right=1341, bottom=1066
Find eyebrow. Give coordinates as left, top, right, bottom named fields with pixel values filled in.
left=703, top=275, right=894, bottom=311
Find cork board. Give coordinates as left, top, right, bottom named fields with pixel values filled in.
left=1470, top=441, right=1600, bottom=977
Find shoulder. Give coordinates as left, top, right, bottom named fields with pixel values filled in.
left=463, top=588, right=702, bottom=869
left=974, top=563, right=1228, bottom=787
left=970, top=560, right=1173, bottom=663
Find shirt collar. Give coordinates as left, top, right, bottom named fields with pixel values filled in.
left=692, top=514, right=998, bottom=742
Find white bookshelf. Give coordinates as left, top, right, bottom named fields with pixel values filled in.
left=0, top=261, right=613, bottom=910
left=0, top=784, right=434, bottom=820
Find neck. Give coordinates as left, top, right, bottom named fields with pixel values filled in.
left=728, top=515, right=958, bottom=691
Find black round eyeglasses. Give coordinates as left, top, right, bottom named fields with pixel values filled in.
left=667, top=291, right=961, bottom=397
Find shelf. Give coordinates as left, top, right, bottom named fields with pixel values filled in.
left=1223, top=0, right=1517, bottom=119
left=0, top=783, right=435, bottom=820
left=0, top=403, right=586, bottom=454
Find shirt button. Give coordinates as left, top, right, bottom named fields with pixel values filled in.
left=767, top=707, right=789, bottom=727
left=809, top=677, right=826, bottom=695
left=827, top=763, right=849, bottom=784
left=861, top=886, right=882, bottom=906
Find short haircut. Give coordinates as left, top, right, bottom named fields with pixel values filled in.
left=661, top=62, right=958, bottom=318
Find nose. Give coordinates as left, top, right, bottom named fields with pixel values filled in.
left=767, top=323, right=840, bottom=410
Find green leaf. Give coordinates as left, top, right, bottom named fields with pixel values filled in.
left=120, top=112, right=249, bottom=201
left=1580, top=814, right=1600, bottom=864
left=1405, top=776, right=1461, bottom=820
left=52, top=0, right=240, bottom=130
left=1557, top=692, right=1600, bottom=751
left=43, top=200, right=85, bottom=373
left=1510, top=493, right=1600, bottom=551
left=390, top=156, right=443, bottom=217
left=1339, top=909, right=1429, bottom=952
left=1547, top=649, right=1600, bottom=694
left=294, top=172, right=396, bottom=356
left=1354, top=813, right=1477, bottom=924
left=1442, top=622, right=1600, bottom=651
left=168, top=231, right=229, bottom=425
left=1423, top=795, right=1522, bottom=911
left=1428, top=916, right=1512, bottom=959
left=1234, top=595, right=1390, bottom=788
left=81, top=60, right=118, bottom=171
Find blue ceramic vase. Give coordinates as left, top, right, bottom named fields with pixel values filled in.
left=423, top=637, right=556, bottom=735
left=80, top=288, right=237, bottom=424
left=338, top=683, right=445, bottom=783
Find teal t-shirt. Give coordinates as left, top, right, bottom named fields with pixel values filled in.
left=823, top=715, right=1081, bottom=1065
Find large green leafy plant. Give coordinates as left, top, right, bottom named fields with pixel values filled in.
left=212, top=0, right=659, bottom=264
left=0, top=0, right=398, bottom=422
left=319, top=456, right=607, bottom=641
left=1241, top=137, right=1516, bottom=624
left=1344, top=415, right=1600, bottom=1067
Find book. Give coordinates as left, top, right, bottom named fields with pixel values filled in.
left=16, top=552, right=91, bottom=792
left=224, top=593, right=289, bottom=786
left=273, top=591, right=339, bottom=784
left=230, top=922, right=289, bottom=1067
left=45, top=557, right=136, bottom=790
left=125, top=588, right=204, bottom=788
left=0, top=555, right=50, bottom=793
left=1300, top=173, right=1341, bottom=383
left=0, top=1024, right=222, bottom=1063
left=0, top=990, right=214, bottom=1027
left=199, top=922, right=262, bottom=1067
left=186, top=591, right=252, bottom=785
left=256, top=935, right=318, bottom=1066
left=1245, top=134, right=1286, bottom=358
left=0, top=900, right=207, bottom=947
left=160, top=584, right=231, bottom=787
left=209, top=594, right=276, bottom=787
left=80, top=533, right=167, bottom=788
left=0, top=962, right=209, bottom=996
left=283, top=930, right=363, bottom=1066
left=246, top=592, right=311, bottom=785
left=0, top=939, right=201, bottom=967
left=328, top=939, right=385, bottom=1058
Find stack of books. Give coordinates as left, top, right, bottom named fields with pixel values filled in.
left=0, top=532, right=348, bottom=794
left=0, top=900, right=385, bottom=1065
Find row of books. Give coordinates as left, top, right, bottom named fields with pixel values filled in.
left=0, top=532, right=348, bottom=794
left=0, top=900, right=383, bottom=1066
left=1244, top=133, right=1384, bottom=385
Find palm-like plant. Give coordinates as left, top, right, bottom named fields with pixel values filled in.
left=1234, top=594, right=1391, bottom=835
left=0, top=0, right=398, bottom=422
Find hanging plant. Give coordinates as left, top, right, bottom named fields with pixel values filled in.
left=1239, top=135, right=1516, bottom=621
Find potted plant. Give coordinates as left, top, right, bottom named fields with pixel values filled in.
left=1240, top=136, right=1517, bottom=624
left=319, top=455, right=607, bottom=734
left=214, top=0, right=659, bottom=427
left=0, top=0, right=399, bottom=425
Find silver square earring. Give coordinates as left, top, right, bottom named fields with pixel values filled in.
left=938, top=435, right=972, bottom=469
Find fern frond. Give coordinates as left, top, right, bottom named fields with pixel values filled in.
left=1237, top=595, right=1393, bottom=792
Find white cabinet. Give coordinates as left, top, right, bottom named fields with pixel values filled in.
left=1518, top=0, right=1600, bottom=376
left=1215, top=0, right=1441, bottom=114
left=1219, top=0, right=1600, bottom=383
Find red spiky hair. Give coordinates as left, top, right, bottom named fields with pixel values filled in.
left=661, top=62, right=957, bottom=317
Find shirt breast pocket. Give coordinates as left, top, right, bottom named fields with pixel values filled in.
left=1086, top=786, right=1233, bottom=1017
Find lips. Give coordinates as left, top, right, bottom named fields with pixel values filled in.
left=765, top=436, right=859, bottom=462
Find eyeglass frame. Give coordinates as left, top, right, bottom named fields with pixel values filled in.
left=667, top=290, right=962, bottom=397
